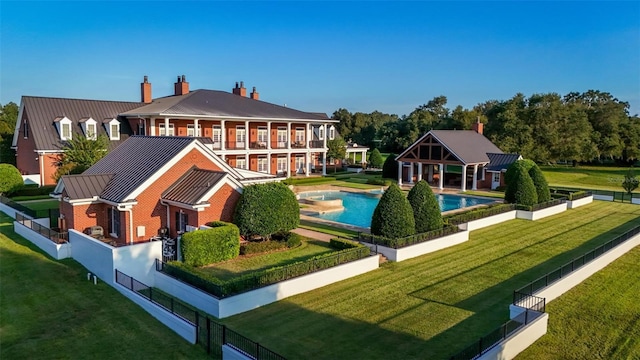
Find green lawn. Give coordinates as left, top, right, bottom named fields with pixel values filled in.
left=541, top=165, right=640, bottom=193
left=299, top=219, right=359, bottom=239
left=195, top=240, right=335, bottom=281
left=17, top=199, right=60, bottom=211
left=222, top=202, right=640, bottom=360
left=0, top=213, right=207, bottom=359
left=518, top=246, right=640, bottom=360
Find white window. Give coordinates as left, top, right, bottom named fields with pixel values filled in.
left=187, top=124, right=202, bottom=137
left=62, top=123, right=72, bottom=140
left=236, top=157, right=246, bottom=170
left=257, top=126, right=268, bottom=144
left=108, top=207, right=121, bottom=238
left=212, top=125, right=222, bottom=148
left=295, top=128, right=305, bottom=144
left=236, top=126, right=246, bottom=148
left=86, top=123, right=96, bottom=139
left=159, top=123, right=175, bottom=136
left=257, top=156, right=268, bottom=173
left=318, top=126, right=324, bottom=140
left=277, top=127, right=287, bottom=148
left=277, top=157, right=287, bottom=174
left=329, top=126, right=335, bottom=140
left=55, top=116, right=73, bottom=141
left=493, top=172, right=501, bottom=183
left=110, top=123, right=120, bottom=140
left=175, top=211, right=188, bottom=234
left=295, top=155, right=305, bottom=173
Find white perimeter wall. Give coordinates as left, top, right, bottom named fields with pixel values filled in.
left=69, top=229, right=116, bottom=283
left=113, top=241, right=162, bottom=286
left=14, top=220, right=72, bottom=259
left=222, top=345, right=253, bottom=360
left=632, top=198, right=640, bottom=205
left=459, top=211, right=517, bottom=232
left=516, top=202, right=568, bottom=221
left=0, top=203, right=18, bottom=219
left=362, top=231, right=469, bottom=262
left=477, top=313, right=549, bottom=360
left=156, top=255, right=380, bottom=319
left=567, top=196, right=593, bottom=209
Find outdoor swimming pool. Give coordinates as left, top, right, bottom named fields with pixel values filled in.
left=300, top=191, right=495, bottom=228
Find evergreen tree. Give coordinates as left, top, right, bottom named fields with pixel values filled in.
left=368, top=148, right=384, bottom=168
left=622, top=168, right=639, bottom=195
left=371, top=183, right=415, bottom=238
left=504, top=164, right=538, bottom=206
left=528, top=164, right=551, bottom=203
left=382, top=153, right=398, bottom=179
left=233, top=182, right=299, bottom=239
left=407, top=180, right=443, bottom=232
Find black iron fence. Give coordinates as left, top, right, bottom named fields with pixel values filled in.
left=358, top=225, right=460, bottom=249
left=15, top=212, right=67, bottom=244
left=550, top=187, right=638, bottom=203
left=515, top=224, right=640, bottom=297
left=115, top=269, right=286, bottom=360
left=0, top=195, right=60, bottom=226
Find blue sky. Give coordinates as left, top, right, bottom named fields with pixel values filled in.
left=1, top=1, right=639, bottom=116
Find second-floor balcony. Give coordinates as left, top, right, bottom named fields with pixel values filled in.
left=309, top=140, right=324, bottom=148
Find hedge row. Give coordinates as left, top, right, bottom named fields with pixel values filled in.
left=180, top=222, right=240, bottom=266
left=240, top=232, right=303, bottom=255
left=516, top=198, right=567, bottom=212
left=359, top=225, right=460, bottom=249
left=162, top=244, right=370, bottom=298
left=329, top=237, right=361, bottom=250
left=282, top=177, right=336, bottom=185
left=9, top=185, right=56, bottom=197
left=444, top=203, right=517, bottom=225
left=366, top=178, right=391, bottom=186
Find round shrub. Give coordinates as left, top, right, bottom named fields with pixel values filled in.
left=407, top=180, right=443, bottom=232
left=504, top=159, right=535, bottom=185
left=528, top=164, right=551, bottom=203
left=504, top=164, right=538, bottom=206
left=368, top=148, right=384, bottom=168
left=371, top=183, right=415, bottom=238
left=0, top=164, right=23, bottom=195
left=382, top=153, right=398, bottom=179
left=233, top=182, right=300, bottom=239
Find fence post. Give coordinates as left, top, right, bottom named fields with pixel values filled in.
left=524, top=310, right=529, bottom=324
left=130, top=275, right=133, bottom=290
left=222, top=324, right=226, bottom=345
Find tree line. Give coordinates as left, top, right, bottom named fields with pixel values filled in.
left=333, top=90, right=640, bottom=165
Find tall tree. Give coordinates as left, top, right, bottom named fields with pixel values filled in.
left=53, top=135, right=109, bottom=181
left=0, top=102, right=19, bottom=165
left=326, top=136, right=346, bottom=173
left=621, top=168, right=639, bottom=195
left=407, top=180, right=442, bottom=232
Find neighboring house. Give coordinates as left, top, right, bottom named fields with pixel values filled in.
left=396, top=122, right=520, bottom=190
left=12, top=76, right=339, bottom=185
left=11, top=97, right=142, bottom=185
left=52, top=136, right=277, bottom=245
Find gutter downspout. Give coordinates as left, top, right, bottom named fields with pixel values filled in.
left=160, top=200, right=171, bottom=234
left=123, top=208, right=134, bottom=245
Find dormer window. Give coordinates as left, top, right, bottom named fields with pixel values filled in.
left=79, top=117, right=97, bottom=140
left=54, top=116, right=73, bottom=141
left=104, top=118, right=120, bottom=140
left=329, top=126, right=336, bottom=140
left=318, top=126, right=324, bottom=140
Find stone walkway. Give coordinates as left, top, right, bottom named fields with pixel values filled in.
left=291, top=228, right=334, bottom=242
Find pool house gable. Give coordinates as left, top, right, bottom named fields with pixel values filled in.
left=396, top=132, right=464, bottom=165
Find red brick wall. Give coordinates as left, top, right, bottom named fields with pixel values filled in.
left=41, top=154, right=59, bottom=185
left=15, top=109, right=40, bottom=177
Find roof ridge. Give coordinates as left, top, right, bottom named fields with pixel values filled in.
left=23, top=95, right=142, bottom=104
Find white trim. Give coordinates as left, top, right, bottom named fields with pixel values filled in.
left=161, top=199, right=211, bottom=211
left=120, top=112, right=340, bottom=123
left=11, top=100, right=25, bottom=148
left=105, top=118, right=120, bottom=140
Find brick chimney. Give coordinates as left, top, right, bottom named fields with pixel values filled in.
left=232, top=81, right=246, bottom=96
left=250, top=86, right=259, bottom=100
left=174, top=75, right=189, bottom=96
left=141, top=76, right=152, bottom=103
left=472, top=117, right=484, bottom=135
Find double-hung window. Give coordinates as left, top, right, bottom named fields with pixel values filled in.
left=277, top=127, right=287, bottom=148
left=175, top=211, right=188, bottom=234
left=108, top=207, right=121, bottom=238
left=295, top=128, right=305, bottom=145
left=187, top=124, right=202, bottom=137
left=236, top=157, right=246, bottom=169
left=62, top=123, right=71, bottom=140
left=257, top=156, right=268, bottom=173
left=159, top=123, right=175, bottom=136
left=236, top=126, right=246, bottom=148
left=257, top=126, right=268, bottom=146
left=212, top=125, right=222, bottom=148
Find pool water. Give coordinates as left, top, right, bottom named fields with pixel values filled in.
left=301, top=191, right=494, bottom=228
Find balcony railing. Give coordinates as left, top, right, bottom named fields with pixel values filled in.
left=249, top=141, right=268, bottom=149
left=309, top=140, right=324, bottom=148
left=225, top=141, right=246, bottom=150
left=291, top=141, right=306, bottom=149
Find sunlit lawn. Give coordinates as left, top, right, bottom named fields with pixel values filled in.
left=222, top=202, right=640, bottom=360
left=196, top=239, right=335, bottom=280
left=17, top=199, right=60, bottom=211
left=299, top=219, right=359, bottom=239
left=541, top=165, right=640, bottom=192
left=0, top=213, right=207, bottom=359
left=518, top=246, right=640, bottom=360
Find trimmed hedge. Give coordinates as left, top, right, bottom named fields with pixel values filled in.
left=368, top=148, right=384, bottom=168
left=371, top=183, right=415, bottom=238
left=233, top=182, right=300, bottom=239
left=504, top=159, right=535, bottom=185
left=407, top=180, right=443, bottom=232
left=180, top=222, right=240, bottom=266
left=283, top=177, right=336, bottom=185
left=359, top=225, right=460, bottom=249
left=162, top=243, right=370, bottom=298
left=366, top=178, right=392, bottom=186
left=240, top=232, right=303, bottom=255
left=329, top=237, right=360, bottom=250
left=9, top=184, right=56, bottom=197
left=528, top=164, right=551, bottom=203
left=444, top=203, right=516, bottom=225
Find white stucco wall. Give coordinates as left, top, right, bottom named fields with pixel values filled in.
left=155, top=271, right=222, bottom=318
left=516, top=202, right=567, bottom=221
left=113, top=241, right=162, bottom=286
left=477, top=313, right=549, bottom=360
left=69, top=229, right=116, bottom=283
left=222, top=345, right=253, bottom=360
left=632, top=197, right=640, bottom=205
left=0, top=203, right=18, bottom=219
left=363, top=231, right=469, bottom=262
left=14, top=220, right=71, bottom=259
left=458, top=211, right=517, bottom=232
left=566, top=195, right=593, bottom=209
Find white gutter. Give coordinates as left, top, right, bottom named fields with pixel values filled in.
left=122, top=113, right=338, bottom=123
left=121, top=207, right=134, bottom=245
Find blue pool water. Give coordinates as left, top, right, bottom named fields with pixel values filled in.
left=301, top=191, right=495, bottom=228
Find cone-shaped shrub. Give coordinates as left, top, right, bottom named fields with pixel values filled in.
left=382, top=154, right=398, bottom=179
left=504, top=164, right=538, bottom=206
left=504, top=159, right=535, bottom=185
left=233, top=182, right=299, bottom=239
left=407, top=180, right=443, bottom=232
left=371, top=183, right=415, bottom=238
left=368, top=148, right=384, bottom=168
left=528, top=164, right=550, bottom=203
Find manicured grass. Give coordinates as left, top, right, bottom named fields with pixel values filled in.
left=299, top=219, right=359, bottom=239
left=196, top=240, right=335, bottom=281
left=462, top=190, right=505, bottom=199
left=541, top=165, right=640, bottom=192
left=222, top=202, right=640, bottom=360
left=0, top=213, right=207, bottom=359
left=332, top=180, right=380, bottom=189
left=10, top=195, right=53, bottom=201
left=518, top=246, right=640, bottom=360
left=17, top=199, right=60, bottom=211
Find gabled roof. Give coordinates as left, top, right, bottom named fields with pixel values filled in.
left=162, top=167, right=227, bottom=205
left=120, top=89, right=333, bottom=121
left=13, top=96, right=142, bottom=151
left=60, top=174, right=114, bottom=200
left=486, top=153, right=522, bottom=171
left=397, top=130, right=503, bottom=165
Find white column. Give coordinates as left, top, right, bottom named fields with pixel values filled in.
left=244, top=120, right=249, bottom=150
left=221, top=120, right=226, bottom=150
left=322, top=153, right=327, bottom=176
left=438, top=164, right=444, bottom=190
left=164, top=117, right=169, bottom=136
left=286, top=153, right=291, bottom=177
left=408, top=163, right=414, bottom=184
left=287, top=123, right=292, bottom=149
left=150, top=118, right=156, bottom=136
left=472, top=164, right=478, bottom=190
left=267, top=121, right=271, bottom=149
left=362, top=150, right=366, bottom=164
left=323, top=124, right=328, bottom=148
left=428, top=165, right=433, bottom=182
left=194, top=119, right=199, bottom=136
left=417, top=163, right=423, bottom=182
left=267, top=153, right=271, bottom=174
left=461, top=165, right=468, bottom=192
left=397, top=161, right=403, bottom=186
left=306, top=152, right=311, bottom=177
left=306, top=124, right=311, bottom=149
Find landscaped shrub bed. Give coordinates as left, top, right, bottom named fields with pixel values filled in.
left=283, top=177, right=336, bottom=185
left=366, top=178, right=391, bottom=186
left=359, top=225, right=460, bottom=249
left=444, top=204, right=517, bottom=225
left=181, top=222, right=240, bottom=266
left=329, top=237, right=361, bottom=250
left=9, top=184, right=56, bottom=197
left=549, top=188, right=592, bottom=201
left=568, top=190, right=591, bottom=201
left=162, top=240, right=370, bottom=298
left=516, top=198, right=567, bottom=212
left=240, top=232, right=303, bottom=255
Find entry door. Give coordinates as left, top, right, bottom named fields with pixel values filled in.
left=491, top=172, right=501, bottom=190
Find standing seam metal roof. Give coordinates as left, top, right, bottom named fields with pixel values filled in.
left=161, top=167, right=227, bottom=205
left=61, top=174, right=114, bottom=200
left=486, top=153, right=522, bottom=171
left=429, top=130, right=504, bottom=164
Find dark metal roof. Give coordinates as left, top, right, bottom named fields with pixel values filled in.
left=61, top=174, right=114, bottom=200
left=162, top=167, right=226, bottom=205
left=120, top=90, right=333, bottom=121
left=20, top=96, right=142, bottom=151
left=486, top=153, right=522, bottom=171
left=82, top=136, right=199, bottom=203
left=429, top=130, right=503, bottom=164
